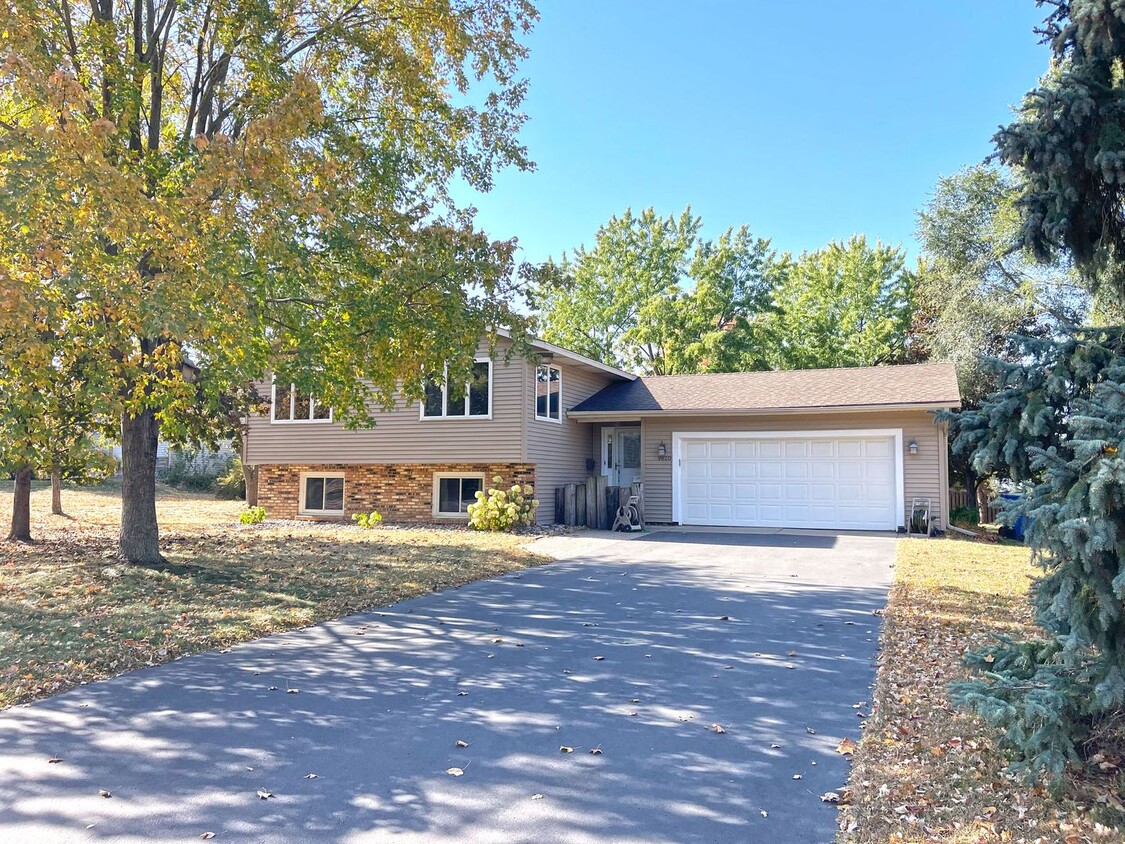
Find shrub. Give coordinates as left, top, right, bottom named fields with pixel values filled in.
left=161, top=450, right=219, bottom=492
left=239, top=506, right=267, bottom=525
left=352, top=510, right=383, bottom=529
left=215, top=457, right=247, bottom=500
left=467, top=476, right=538, bottom=531
left=949, top=505, right=980, bottom=526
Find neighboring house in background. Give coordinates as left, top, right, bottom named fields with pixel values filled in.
left=244, top=335, right=960, bottom=531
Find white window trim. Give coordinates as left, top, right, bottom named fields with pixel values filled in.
left=419, top=359, right=493, bottom=421
left=534, top=363, right=563, bottom=424
left=432, top=471, right=487, bottom=519
left=269, top=381, right=333, bottom=424
left=298, top=471, right=346, bottom=517
left=670, top=428, right=906, bottom=529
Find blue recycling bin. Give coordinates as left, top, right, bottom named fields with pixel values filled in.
left=999, top=492, right=1032, bottom=541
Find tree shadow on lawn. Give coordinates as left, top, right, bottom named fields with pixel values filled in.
left=0, top=552, right=888, bottom=844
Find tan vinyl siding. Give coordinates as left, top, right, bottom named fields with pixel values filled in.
left=640, top=410, right=948, bottom=528
left=526, top=361, right=616, bottom=524
left=245, top=339, right=525, bottom=465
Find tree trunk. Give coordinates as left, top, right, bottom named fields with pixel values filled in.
left=50, top=469, right=63, bottom=515
left=7, top=466, right=33, bottom=542
left=975, top=477, right=992, bottom=521
left=243, top=463, right=259, bottom=506
left=120, top=409, right=163, bottom=564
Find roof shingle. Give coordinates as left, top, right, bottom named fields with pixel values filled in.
left=570, top=363, right=960, bottom=414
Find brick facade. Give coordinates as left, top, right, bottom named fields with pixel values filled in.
left=257, top=463, right=536, bottom=522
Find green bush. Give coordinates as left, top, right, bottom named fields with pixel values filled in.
left=352, top=510, right=383, bottom=528
left=467, top=476, right=538, bottom=531
left=949, top=505, right=980, bottom=526
left=215, top=457, right=247, bottom=500
left=239, top=506, right=267, bottom=525
left=161, top=450, right=219, bottom=492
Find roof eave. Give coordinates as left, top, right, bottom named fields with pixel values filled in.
left=567, top=401, right=961, bottom=420
left=493, top=329, right=636, bottom=381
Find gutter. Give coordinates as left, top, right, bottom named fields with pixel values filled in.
left=567, top=401, right=961, bottom=420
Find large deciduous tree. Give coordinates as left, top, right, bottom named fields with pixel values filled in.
left=762, top=236, right=913, bottom=370
left=913, top=164, right=1087, bottom=513
left=950, top=0, right=1125, bottom=778
left=536, top=207, right=701, bottom=373
left=0, top=0, right=538, bottom=563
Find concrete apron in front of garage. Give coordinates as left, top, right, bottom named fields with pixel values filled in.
left=0, top=527, right=895, bottom=844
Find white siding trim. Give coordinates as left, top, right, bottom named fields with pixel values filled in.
left=671, top=428, right=905, bottom=528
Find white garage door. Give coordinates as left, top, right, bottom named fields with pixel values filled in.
left=676, top=433, right=900, bottom=530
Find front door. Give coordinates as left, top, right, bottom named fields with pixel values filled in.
left=603, top=428, right=642, bottom=487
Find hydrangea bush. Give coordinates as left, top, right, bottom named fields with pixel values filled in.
left=467, top=476, right=538, bottom=531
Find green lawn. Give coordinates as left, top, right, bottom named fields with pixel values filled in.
left=839, top=537, right=1123, bottom=843
left=0, top=482, right=546, bottom=709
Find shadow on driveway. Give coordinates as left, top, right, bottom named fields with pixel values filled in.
left=0, top=543, right=888, bottom=843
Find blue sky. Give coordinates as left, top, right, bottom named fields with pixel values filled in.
left=454, top=1, right=1050, bottom=266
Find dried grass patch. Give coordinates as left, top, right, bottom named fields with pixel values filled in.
left=839, top=538, right=1123, bottom=843
left=0, top=482, right=545, bottom=709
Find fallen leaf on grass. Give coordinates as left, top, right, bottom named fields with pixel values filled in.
left=836, top=737, right=857, bottom=755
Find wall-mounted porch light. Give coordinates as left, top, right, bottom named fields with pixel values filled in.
left=657, top=441, right=667, bottom=458
left=908, top=439, right=919, bottom=455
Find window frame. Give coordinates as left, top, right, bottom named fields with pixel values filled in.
left=432, top=472, right=486, bottom=519
left=419, top=359, right=493, bottom=421
left=534, top=363, right=563, bottom=424
left=298, top=471, right=346, bottom=517
left=270, top=381, right=333, bottom=424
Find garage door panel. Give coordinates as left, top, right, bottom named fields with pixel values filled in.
left=683, top=441, right=710, bottom=459
left=678, top=433, right=898, bottom=530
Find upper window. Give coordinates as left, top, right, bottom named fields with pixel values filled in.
left=421, top=361, right=491, bottom=419
left=272, top=383, right=332, bottom=422
left=535, top=364, right=562, bottom=422
left=300, top=473, right=344, bottom=516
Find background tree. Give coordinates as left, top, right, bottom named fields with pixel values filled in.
left=0, top=0, right=539, bottom=563
left=668, top=226, right=776, bottom=374
left=536, top=207, right=700, bottom=373
left=761, top=236, right=913, bottom=369
left=950, top=0, right=1125, bottom=778
left=913, top=163, right=1087, bottom=514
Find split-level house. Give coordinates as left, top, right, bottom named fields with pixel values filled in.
left=245, top=334, right=960, bottom=531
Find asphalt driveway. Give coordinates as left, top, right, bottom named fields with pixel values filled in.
left=0, top=528, right=895, bottom=843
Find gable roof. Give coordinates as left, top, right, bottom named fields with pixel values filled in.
left=569, top=362, right=960, bottom=415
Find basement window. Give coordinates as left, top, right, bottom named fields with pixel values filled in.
left=299, top=473, right=344, bottom=516
left=433, top=473, right=484, bottom=518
